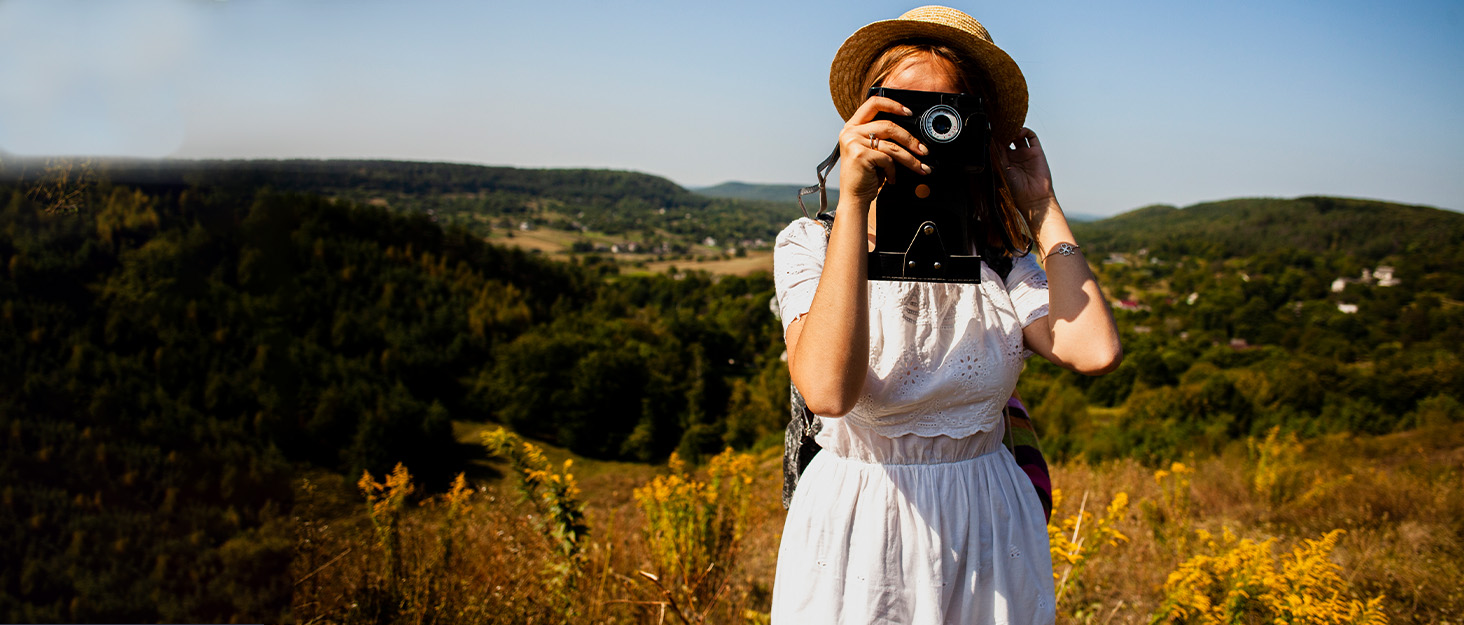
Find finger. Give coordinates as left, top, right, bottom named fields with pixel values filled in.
left=854, top=145, right=897, bottom=182
left=1018, top=127, right=1039, bottom=149
left=878, top=153, right=898, bottom=184
left=858, top=119, right=927, bottom=157
left=873, top=140, right=930, bottom=175
left=848, top=96, right=913, bottom=126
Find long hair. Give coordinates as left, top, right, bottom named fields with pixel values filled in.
left=859, top=43, right=1033, bottom=258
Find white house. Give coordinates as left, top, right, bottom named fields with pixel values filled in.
left=1375, top=266, right=1400, bottom=287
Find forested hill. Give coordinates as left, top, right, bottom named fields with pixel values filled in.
left=0, top=179, right=788, bottom=621
left=1073, top=196, right=1464, bottom=263
left=79, top=159, right=693, bottom=204
left=0, top=159, right=797, bottom=250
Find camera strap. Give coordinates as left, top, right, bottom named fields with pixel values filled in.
left=796, top=144, right=842, bottom=220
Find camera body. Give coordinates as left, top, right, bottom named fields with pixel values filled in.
left=867, top=87, right=992, bottom=283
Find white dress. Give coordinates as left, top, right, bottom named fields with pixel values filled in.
left=770, top=217, right=1056, bottom=625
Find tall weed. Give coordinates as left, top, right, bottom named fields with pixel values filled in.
left=358, top=462, right=416, bottom=583
left=481, top=427, right=589, bottom=610
left=1143, top=461, right=1196, bottom=556
left=633, top=448, right=757, bottom=622
left=1048, top=488, right=1131, bottom=612
left=1249, top=426, right=1305, bottom=507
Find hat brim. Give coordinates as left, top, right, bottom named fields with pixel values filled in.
left=830, top=16, right=1028, bottom=145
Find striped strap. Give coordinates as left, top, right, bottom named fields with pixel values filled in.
left=1004, top=396, right=1052, bottom=522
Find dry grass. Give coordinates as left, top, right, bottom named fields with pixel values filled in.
left=482, top=228, right=579, bottom=255
left=477, top=226, right=775, bottom=277
left=1047, top=423, right=1464, bottom=624
left=637, top=253, right=773, bottom=277
left=292, top=422, right=1464, bottom=624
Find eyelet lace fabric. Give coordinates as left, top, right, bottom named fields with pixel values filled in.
left=774, top=217, right=1051, bottom=439
left=772, top=217, right=1058, bottom=624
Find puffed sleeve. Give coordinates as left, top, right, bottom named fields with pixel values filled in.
left=772, top=218, right=828, bottom=334
left=1003, top=252, right=1050, bottom=329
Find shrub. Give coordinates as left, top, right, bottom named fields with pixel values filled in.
left=1153, top=528, right=1387, bottom=625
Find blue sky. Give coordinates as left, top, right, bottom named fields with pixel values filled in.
left=1, top=0, right=1460, bottom=216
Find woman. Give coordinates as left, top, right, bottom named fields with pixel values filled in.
left=771, top=6, right=1122, bottom=624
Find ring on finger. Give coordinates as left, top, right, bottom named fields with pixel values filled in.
left=868, top=133, right=879, bottom=149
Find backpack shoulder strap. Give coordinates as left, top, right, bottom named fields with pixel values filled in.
left=986, top=250, right=1014, bottom=283
left=815, top=210, right=836, bottom=236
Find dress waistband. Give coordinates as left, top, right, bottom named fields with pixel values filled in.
left=818, top=444, right=1008, bottom=467
left=814, top=416, right=1008, bottom=465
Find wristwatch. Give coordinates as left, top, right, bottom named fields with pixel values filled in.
left=1052, top=242, right=1082, bottom=256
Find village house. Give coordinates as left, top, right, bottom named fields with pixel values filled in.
left=1331, top=265, right=1400, bottom=292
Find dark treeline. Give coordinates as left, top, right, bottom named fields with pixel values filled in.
left=0, top=178, right=787, bottom=622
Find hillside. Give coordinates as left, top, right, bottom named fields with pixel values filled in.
left=1073, top=196, right=1464, bottom=264
left=0, top=180, right=788, bottom=622
left=4, top=159, right=1463, bottom=622
left=1, top=159, right=802, bottom=260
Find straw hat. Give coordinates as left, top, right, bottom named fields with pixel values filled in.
left=829, top=5, right=1028, bottom=145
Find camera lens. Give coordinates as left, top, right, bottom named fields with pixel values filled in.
left=931, top=115, right=952, bottom=135
left=920, top=105, right=962, bottom=143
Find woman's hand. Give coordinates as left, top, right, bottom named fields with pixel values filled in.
left=999, top=127, right=1057, bottom=219
left=1000, top=127, right=1123, bottom=376
left=837, top=96, right=931, bottom=203
left=783, top=96, right=932, bottom=417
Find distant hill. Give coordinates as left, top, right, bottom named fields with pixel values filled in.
left=695, top=181, right=838, bottom=212
left=7, top=159, right=1456, bottom=264
left=1072, top=196, right=1464, bottom=262
left=0, top=159, right=804, bottom=251
left=695, top=181, right=1106, bottom=224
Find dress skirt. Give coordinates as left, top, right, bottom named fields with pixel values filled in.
left=770, top=417, right=1056, bottom=625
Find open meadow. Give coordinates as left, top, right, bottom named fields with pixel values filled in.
left=292, top=421, right=1464, bottom=624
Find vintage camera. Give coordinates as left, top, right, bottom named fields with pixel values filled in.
left=867, top=87, right=993, bottom=283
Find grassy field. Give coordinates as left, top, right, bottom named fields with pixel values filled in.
left=480, top=226, right=776, bottom=277
left=292, top=421, right=1464, bottom=624
left=482, top=227, right=581, bottom=255
left=637, top=252, right=773, bottom=276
